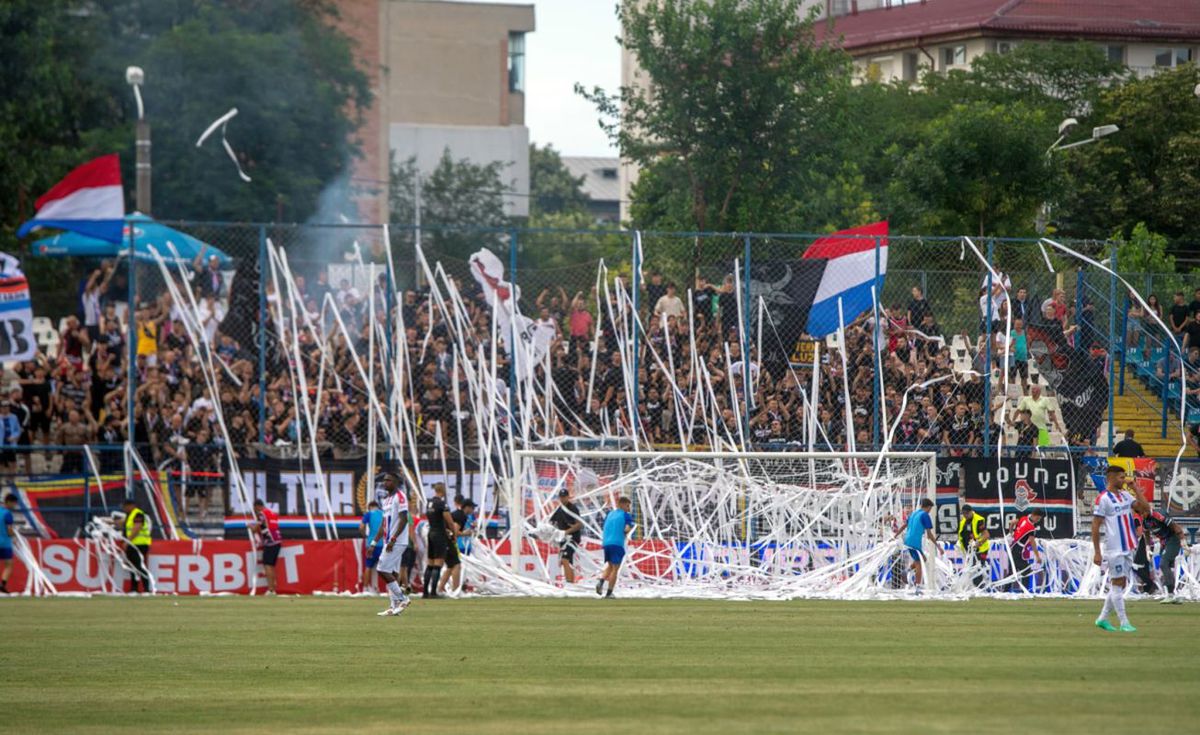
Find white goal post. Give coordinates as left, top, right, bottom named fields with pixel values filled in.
left=482, top=449, right=938, bottom=600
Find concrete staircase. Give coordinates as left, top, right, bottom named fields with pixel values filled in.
left=1111, top=366, right=1185, bottom=457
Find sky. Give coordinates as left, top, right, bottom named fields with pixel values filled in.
left=480, top=0, right=621, bottom=157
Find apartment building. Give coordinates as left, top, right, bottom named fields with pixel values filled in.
left=336, top=0, right=536, bottom=223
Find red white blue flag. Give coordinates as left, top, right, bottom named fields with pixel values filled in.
left=17, top=155, right=124, bottom=243
left=802, top=220, right=889, bottom=338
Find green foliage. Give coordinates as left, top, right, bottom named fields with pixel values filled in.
left=529, top=143, right=588, bottom=217
left=1116, top=222, right=1176, bottom=274
left=921, top=42, right=1126, bottom=119
left=389, top=148, right=513, bottom=260
left=891, top=102, right=1054, bottom=238
left=1055, top=66, right=1200, bottom=247
left=0, top=1, right=121, bottom=253
left=580, top=0, right=868, bottom=234
left=2, top=0, right=370, bottom=241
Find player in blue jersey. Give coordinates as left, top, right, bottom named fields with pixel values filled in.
left=596, top=497, right=634, bottom=599
left=360, top=500, right=384, bottom=594
left=0, top=494, right=18, bottom=594
left=894, top=498, right=937, bottom=589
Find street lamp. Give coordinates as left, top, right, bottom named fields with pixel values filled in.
left=1047, top=117, right=1120, bottom=154
left=1038, top=118, right=1123, bottom=233
left=126, top=65, right=151, bottom=214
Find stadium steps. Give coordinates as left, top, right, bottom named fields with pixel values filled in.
left=180, top=484, right=226, bottom=539
left=1110, top=375, right=1185, bottom=457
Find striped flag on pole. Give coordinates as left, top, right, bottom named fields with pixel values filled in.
left=17, top=155, right=124, bottom=243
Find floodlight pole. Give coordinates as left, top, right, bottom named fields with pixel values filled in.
left=127, top=66, right=151, bottom=214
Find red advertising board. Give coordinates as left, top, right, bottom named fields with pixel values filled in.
left=9, top=540, right=361, bottom=595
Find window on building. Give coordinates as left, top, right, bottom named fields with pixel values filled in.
left=902, top=52, right=920, bottom=83
left=1105, top=45, right=1125, bottom=64
left=941, top=45, right=967, bottom=69
left=600, top=168, right=618, bottom=180
left=1155, top=47, right=1193, bottom=68
left=996, top=41, right=1014, bottom=55
left=866, top=57, right=891, bottom=82
left=508, top=32, right=526, bottom=92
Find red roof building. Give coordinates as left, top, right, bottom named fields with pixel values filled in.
left=815, top=0, right=1200, bottom=82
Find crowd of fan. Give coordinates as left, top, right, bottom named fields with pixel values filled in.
left=0, top=250, right=1114, bottom=492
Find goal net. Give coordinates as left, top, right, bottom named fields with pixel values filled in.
left=467, top=450, right=939, bottom=600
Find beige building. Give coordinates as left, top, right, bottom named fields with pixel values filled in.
left=336, top=0, right=535, bottom=223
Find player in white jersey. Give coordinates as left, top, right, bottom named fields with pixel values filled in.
left=1092, top=465, right=1139, bottom=633
left=375, top=472, right=412, bottom=617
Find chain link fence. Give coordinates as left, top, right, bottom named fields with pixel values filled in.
left=19, top=220, right=1200, bottom=535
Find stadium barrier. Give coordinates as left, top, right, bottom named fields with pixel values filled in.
left=8, top=539, right=360, bottom=595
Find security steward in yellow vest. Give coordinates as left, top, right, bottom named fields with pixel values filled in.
left=122, top=499, right=153, bottom=593
left=957, top=504, right=991, bottom=589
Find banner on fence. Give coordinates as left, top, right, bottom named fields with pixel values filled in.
left=1082, top=456, right=1156, bottom=502
left=0, top=253, right=36, bottom=361
left=961, top=457, right=1075, bottom=538
left=934, top=458, right=963, bottom=536
left=11, top=472, right=176, bottom=541
left=226, top=457, right=493, bottom=539
left=9, top=539, right=359, bottom=594
left=1024, top=322, right=1108, bottom=442
left=1158, top=460, right=1200, bottom=521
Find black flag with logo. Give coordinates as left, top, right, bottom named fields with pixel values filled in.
left=749, top=259, right=826, bottom=376
left=1025, top=320, right=1108, bottom=443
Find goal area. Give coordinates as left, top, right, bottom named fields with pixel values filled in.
left=467, top=450, right=938, bottom=600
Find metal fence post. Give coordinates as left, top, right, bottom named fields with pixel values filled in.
left=125, top=217, right=137, bottom=499
left=509, top=228, right=519, bottom=440
left=983, top=238, right=994, bottom=458
left=1107, top=239, right=1117, bottom=449
left=1074, top=266, right=1084, bottom=348
left=872, top=235, right=881, bottom=450
left=258, top=225, right=268, bottom=444
left=631, top=232, right=641, bottom=423
left=742, top=235, right=752, bottom=436
left=1163, top=341, right=1171, bottom=438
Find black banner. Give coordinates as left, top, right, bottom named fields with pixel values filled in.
left=961, top=457, right=1076, bottom=538
left=749, top=260, right=826, bottom=376
left=1026, top=321, right=1109, bottom=442
left=225, top=457, right=490, bottom=517
left=1157, top=461, right=1200, bottom=522
left=935, top=458, right=963, bottom=536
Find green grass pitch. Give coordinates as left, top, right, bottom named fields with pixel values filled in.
left=1, top=597, right=1197, bottom=734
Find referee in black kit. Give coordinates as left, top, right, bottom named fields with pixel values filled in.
left=422, top=483, right=459, bottom=598
left=551, top=488, right=583, bottom=584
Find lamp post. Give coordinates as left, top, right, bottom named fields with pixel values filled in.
left=126, top=66, right=151, bottom=214
left=1038, top=117, right=1122, bottom=232
left=1047, top=117, right=1120, bottom=155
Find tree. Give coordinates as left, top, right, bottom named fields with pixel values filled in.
left=0, top=1, right=120, bottom=254
left=4, top=0, right=370, bottom=236
left=921, top=42, right=1126, bottom=120
left=890, top=102, right=1055, bottom=238
left=580, top=0, right=864, bottom=235
left=1054, top=65, right=1200, bottom=247
left=389, top=148, right=512, bottom=260
left=528, top=143, right=588, bottom=218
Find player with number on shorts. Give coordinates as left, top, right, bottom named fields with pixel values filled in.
left=1092, top=465, right=1139, bottom=633
left=375, top=473, right=412, bottom=617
